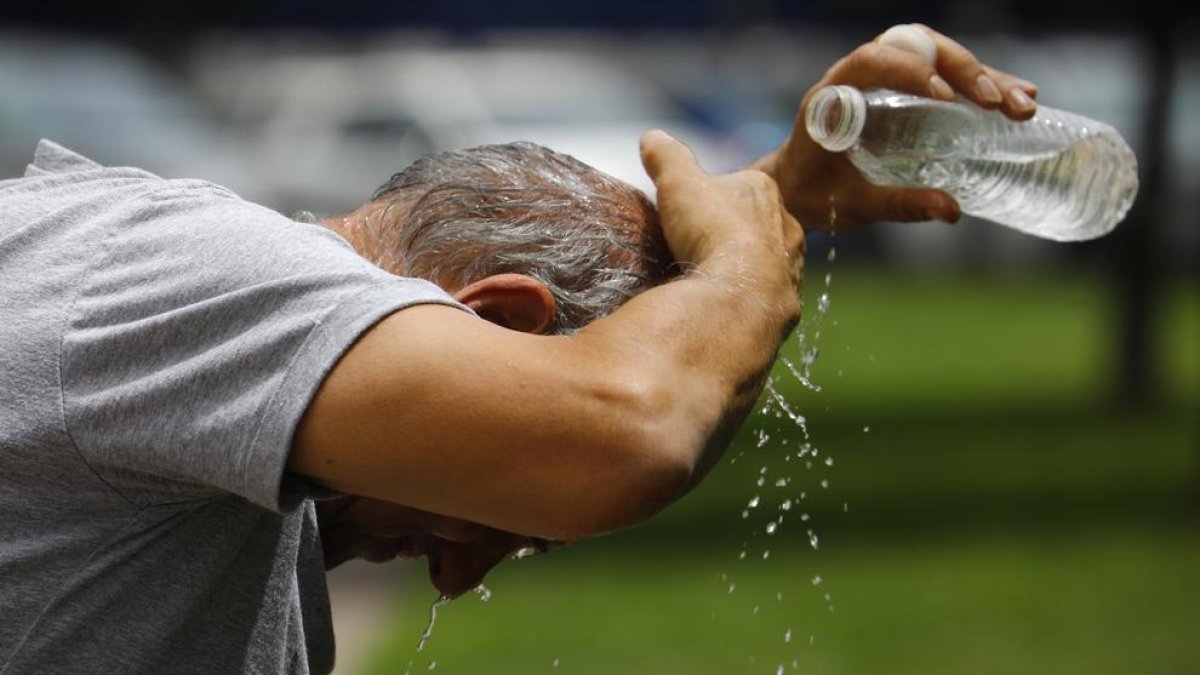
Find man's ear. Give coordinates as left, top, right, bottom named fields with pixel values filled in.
left=452, top=274, right=557, bottom=335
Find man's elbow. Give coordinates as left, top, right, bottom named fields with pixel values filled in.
left=552, top=376, right=702, bottom=540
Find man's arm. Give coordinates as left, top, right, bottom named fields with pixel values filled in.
left=289, top=131, right=803, bottom=542
left=751, top=23, right=1040, bottom=229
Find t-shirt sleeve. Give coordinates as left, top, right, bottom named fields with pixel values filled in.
left=61, top=183, right=470, bottom=512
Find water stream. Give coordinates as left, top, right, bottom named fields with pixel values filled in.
left=727, top=204, right=846, bottom=673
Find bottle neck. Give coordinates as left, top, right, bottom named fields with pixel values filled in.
left=804, top=85, right=866, bottom=152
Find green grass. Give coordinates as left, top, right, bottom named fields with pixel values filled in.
left=354, top=268, right=1199, bottom=675
left=363, top=528, right=1200, bottom=675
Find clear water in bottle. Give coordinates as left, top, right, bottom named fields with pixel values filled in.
left=805, top=86, right=1139, bottom=241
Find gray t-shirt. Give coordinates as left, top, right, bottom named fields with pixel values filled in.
left=0, top=141, right=467, bottom=674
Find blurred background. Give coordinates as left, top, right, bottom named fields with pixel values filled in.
left=4, top=1, right=1195, bottom=673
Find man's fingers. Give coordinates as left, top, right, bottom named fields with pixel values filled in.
left=639, top=129, right=704, bottom=185
left=830, top=42, right=946, bottom=101
left=913, top=24, right=1038, bottom=116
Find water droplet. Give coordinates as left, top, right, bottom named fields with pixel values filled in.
left=553, top=659, right=560, bottom=668
left=427, top=662, right=437, bottom=670
left=776, top=592, right=784, bottom=602
left=863, top=425, right=870, bottom=433
left=808, top=530, right=820, bottom=549
left=812, top=574, right=822, bottom=586
left=824, top=456, right=834, bottom=467
left=800, top=512, right=810, bottom=521
left=756, top=477, right=766, bottom=487
left=780, top=499, right=792, bottom=511
left=817, top=292, right=830, bottom=314
left=762, top=549, right=771, bottom=560
left=728, top=584, right=737, bottom=594
left=827, top=246, right=837, bottom=262
left=774, top=477, right=788, bottom=487
left=784, top=628, right=793, bottom=643
left=748, top=496, right=760, bottom=508
left=752, top=605, right=760, bottom=615
left=511, top=546, right=540, bottom=560
left=843, top=502, right=849, bottom=512
left=742, top=509, right=750, bottom=519
left=820, top=479, right=829, bottom=489
left=473, top=584, right=491, bottom=602
left=776, top=665, right=786, bottom=675
left=765, top=522, right=778, bottom=535
left=415, top=595, right=450, bottom=653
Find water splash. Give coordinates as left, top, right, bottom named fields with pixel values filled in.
left=510, top=546, right=540, bottom=561
left=416, top=595, right=450, bottom=653
left=724, top=203, right=844, bottom=674
left=403, top=595, right=451, bottom=675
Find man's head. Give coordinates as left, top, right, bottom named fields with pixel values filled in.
left=328, top=141, right=673, bottom=334
left=316, top=142, right=675, bottom=595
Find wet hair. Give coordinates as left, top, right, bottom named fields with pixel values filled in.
left=367, top=142, right=673, bottom=334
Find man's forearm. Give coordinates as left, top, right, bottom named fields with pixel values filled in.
left=577, top=241, right=800, bottom=495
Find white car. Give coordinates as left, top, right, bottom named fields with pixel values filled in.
left=190, top=42, right=737, bottom=216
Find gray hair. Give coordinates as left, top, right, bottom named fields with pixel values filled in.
left=367, top=142, right=673, bottom=334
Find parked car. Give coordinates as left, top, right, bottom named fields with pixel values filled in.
left=188, top=40, right=738, bottom=216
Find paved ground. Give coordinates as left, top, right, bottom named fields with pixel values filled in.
left=327, top=560, right=411, bottom=675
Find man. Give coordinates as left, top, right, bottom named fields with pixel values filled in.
left=0, top=25, right=1036, bottom=674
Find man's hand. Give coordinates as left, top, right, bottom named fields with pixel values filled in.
left=753, top=23, right=1040, bottom=229
left=641, top=129, right=804, bottom=297
left=637, top=129, right=803, bottom=486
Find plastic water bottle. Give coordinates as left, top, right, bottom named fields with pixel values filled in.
left=804, top=85, right=1139, bottom=241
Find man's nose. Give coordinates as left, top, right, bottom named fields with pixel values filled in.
left=427, top=533, right=527, bottom=598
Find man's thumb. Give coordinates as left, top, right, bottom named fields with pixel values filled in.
left=639, top=129, right=702, bottom=184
